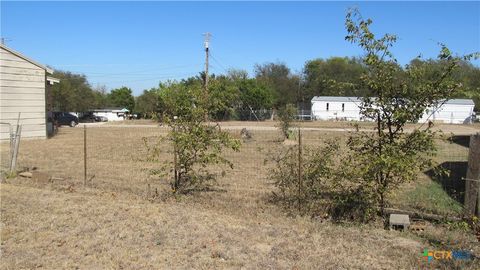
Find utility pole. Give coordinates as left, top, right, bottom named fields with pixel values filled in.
left=203, top=32, right=211, bottom=121
left=203, top=32, right=211, bottom=92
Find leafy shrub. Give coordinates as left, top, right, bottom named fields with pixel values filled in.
left=267, top=140, right=340, bottom=216
left=277, top=103, right=297, bottom=139
left=147, top=82, right=241, bottom=194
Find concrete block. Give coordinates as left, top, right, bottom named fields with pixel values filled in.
left=389, top=214, right=410, bottom=231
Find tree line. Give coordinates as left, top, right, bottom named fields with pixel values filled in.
left=49, top=55, right=480, bottom=116
left=47, top=71, right=135, bottom=112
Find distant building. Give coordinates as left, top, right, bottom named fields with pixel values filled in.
left=419, top=99, right=476, bottom=124
left=311, top=96, right=475, bottom=124
left=0, top=44, right=59, bottom=140
left=311, top=96, right=363, bottom=121
left=92, top=108, right=129, bottom=121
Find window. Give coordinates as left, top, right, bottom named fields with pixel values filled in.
left=326, top=103, right=329, bottom=111
left=342, top=103, right=345, bottom=112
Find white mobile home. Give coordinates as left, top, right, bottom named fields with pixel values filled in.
left=311, top=96, right=475, bottom=124
left=419, top=99, right=475, bottom=124
left=0, top=44, right=58, bottom=140
left=311, top=96, right=362, bottom=121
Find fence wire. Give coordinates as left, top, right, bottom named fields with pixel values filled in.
left=3, top=122, right=473, bottom=205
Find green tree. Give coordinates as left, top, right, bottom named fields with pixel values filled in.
left=108, top=86, right=135, bottom=111
left=408, top=59, right=480, bottom=111
left=255, top=62, right=301, bottom=108
left=303, top=57, right=368, bottom=99
left=207, top=76, right=240, bottom=120
left=135, top=88, right=160, bottom=118
left=49, top=71, right=95, bottom=112
left=269, top=9, right=478, bottom=222
left=151, top=81, right=241, bottom=194
left=92, top=85, right=109, bottom=109
left=226, top=69, right=274, bottom=111
left=229, top=73, right=274, bottom=120
left=339, top=8, right=478, bottom=219
left=237, top=78, right=274, bottom=111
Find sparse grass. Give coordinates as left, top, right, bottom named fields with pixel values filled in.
left=1, top=124, right=478, bottom=269
left=107, top=119, right=480, bottom=133
left=394, top=179, right=464, bottom=215
left=0, top=184, right=429, bottom=269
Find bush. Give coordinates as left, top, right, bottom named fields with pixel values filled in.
left=277, top=103, right=297, bottom=139
left=268, top=140, right=340, bottom=216
left=267, top=138, right=380, bottom=222
left=147, top=83, right=241, bottom=194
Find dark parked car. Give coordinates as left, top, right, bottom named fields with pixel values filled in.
left=54, top=112, right=79, bottom=127
left=94, top=115, right=108, bottom=122
left=79, top=113, right=96, bottom=123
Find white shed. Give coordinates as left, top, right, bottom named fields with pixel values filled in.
left=0, top=44, right=58, bottom=140
left=311, top=96, right=475, bottom=124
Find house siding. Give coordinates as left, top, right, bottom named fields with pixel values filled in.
left=0, top=47, right=46, bottom=140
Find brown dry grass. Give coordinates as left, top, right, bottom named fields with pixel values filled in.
left=1, top=125, right=478, bottom=269
left=107, top=119, right=480, bottom=134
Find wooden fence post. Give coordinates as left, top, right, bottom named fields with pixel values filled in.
left=464, top=133, right=480, bottom=217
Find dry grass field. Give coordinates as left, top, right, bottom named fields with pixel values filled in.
left=1, top=122, right=479, bottom=269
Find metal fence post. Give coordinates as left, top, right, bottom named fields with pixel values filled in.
left=298, top=127, right=302, bottom=210
left=10, top=125, right=22, bottom=172
left=84, top=125, right=87, bottom=186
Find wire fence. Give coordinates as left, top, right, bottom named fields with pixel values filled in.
left=0, top=125, right=279, bottom=198
left=0, top=122, right=474, bottom=208
left=434, top=135, right=472, bottom=204
left=208, top=109, right=313, bottom=121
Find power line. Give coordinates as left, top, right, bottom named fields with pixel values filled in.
left=87, top=70, right=200, bottom=78
left=93, top=72, right=198, bottom=84
left=210, top=53, right=229, bottom=74
left=53, top=63, right=203, bottom=76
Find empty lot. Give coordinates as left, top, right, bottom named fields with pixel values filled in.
left=1, top=122, right=478, bottom=269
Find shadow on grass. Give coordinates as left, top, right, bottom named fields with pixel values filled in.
left=448, top=135, right=470, bottom=148
left=425, top=161, right=467, bottom=204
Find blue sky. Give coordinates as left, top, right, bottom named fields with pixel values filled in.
left=1, top=1, right=479, bottom=96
